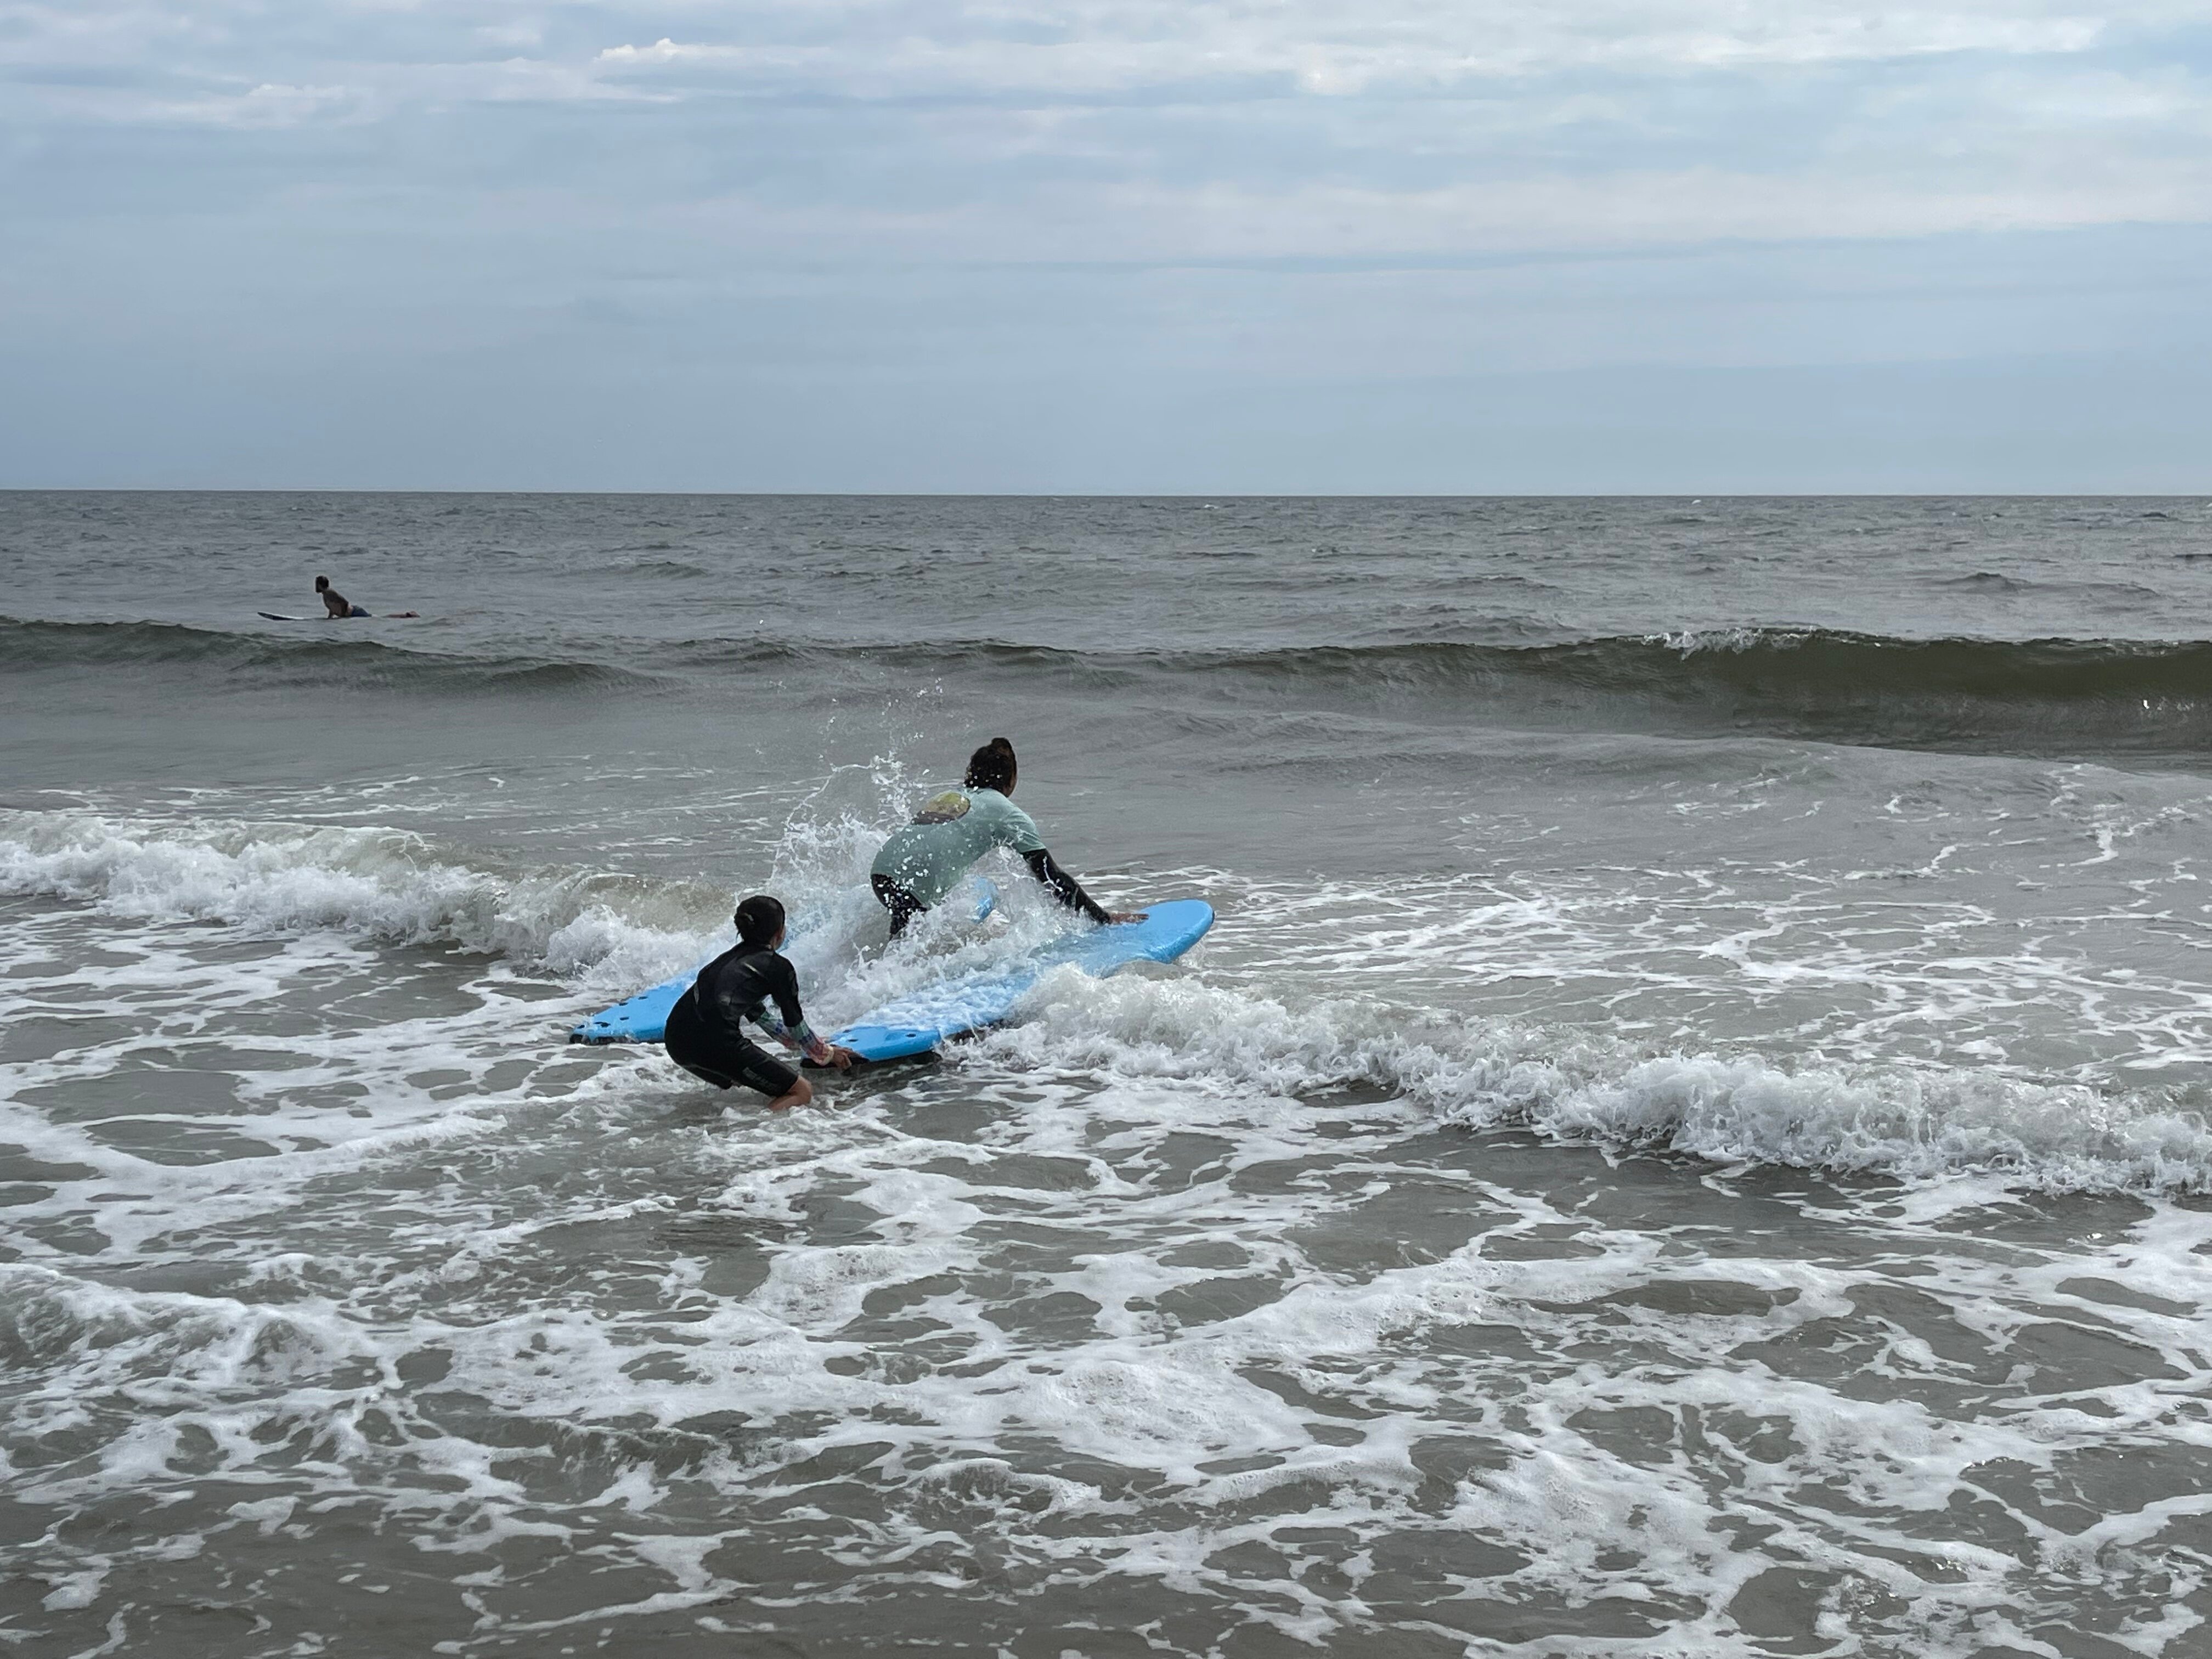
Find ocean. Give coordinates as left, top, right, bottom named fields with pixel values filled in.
left=4, top=492, right=2210, bottom=1657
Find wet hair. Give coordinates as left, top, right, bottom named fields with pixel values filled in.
left=314, top=575, right=331, bottom=591
left=963, top=737, right=1017, bottom=792
left=733, top=894, right=786, bottom=947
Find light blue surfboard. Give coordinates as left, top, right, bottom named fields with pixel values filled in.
left=570, top=879, right=996, bottom=1045
left=827, top=899, right=1214, bottom=1062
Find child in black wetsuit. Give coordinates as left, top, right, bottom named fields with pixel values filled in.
left=664, top=895, right=857, bottom=1109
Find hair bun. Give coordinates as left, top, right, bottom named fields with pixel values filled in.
left=963, top=737, right=1019, bottom=791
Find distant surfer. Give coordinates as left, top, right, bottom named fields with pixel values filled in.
left=663, top=895, right=859, bottom=1108
left=315, top=575, right=369, bottom=618
left=314, top=575, right=417, bottom=619
left=870, top=737, right=1137, bottom=939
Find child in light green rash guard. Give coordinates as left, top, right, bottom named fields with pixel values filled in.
left=870, top=737, right=1138, bottom=939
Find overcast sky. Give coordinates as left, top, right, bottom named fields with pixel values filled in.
left=3, top=0, right=2207, bottom=490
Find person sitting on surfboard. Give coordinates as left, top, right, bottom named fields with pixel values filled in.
left=313, top=575, right=417, bottom=619
left=664, top=895, right=858, bottom=1108
left=315, top=575, right=370, bottom=618
left=870, top=737, right=1137, bottom=939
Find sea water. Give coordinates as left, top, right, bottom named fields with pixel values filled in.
left=3, top=493, right=2211, bottom=1656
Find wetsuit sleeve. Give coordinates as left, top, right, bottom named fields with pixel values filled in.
left=754, top=956, right=834, bottom=1063
left=756, top=1011, right=834, bottom=1064
left=1024, top=848, right=1112, bottom=924
left=765, top=956, right=805, bottom=1029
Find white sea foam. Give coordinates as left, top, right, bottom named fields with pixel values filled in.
left=4, top=793, right=2209, bottom=1659
left=9, top=803, right=2209, bottom=1195
left=9, top=1122, right=2208, bottom=1655
left=4, top=980, right=2207, bottom=1657
left=0, top=808, right=722, bottom=985
left=983, top=965, right=2212, bottom=1193
left=0, top=798, right=1101, bottom=1012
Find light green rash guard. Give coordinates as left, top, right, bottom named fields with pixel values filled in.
left=871, top=787, right=1046, bottom=907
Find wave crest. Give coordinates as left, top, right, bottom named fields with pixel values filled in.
left=13, top=617, right=2212, bottom=756
left=0, top=809, right=724, bottom=988
left=0, top=618, right=658, bottom=695
left=981, top=967, right=2212, bottom=1194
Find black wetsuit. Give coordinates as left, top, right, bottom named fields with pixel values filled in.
left=663, top=941, right=820, bottom=1098
left=1022, top=849, right=1111, bottom=925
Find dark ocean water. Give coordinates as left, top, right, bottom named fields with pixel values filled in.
left=4, top=493, right=2212, bottom=1657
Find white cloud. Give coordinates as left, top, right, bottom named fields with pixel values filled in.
left=161, top=81, right=360, bottom=126
left=591, top=5, right=2115, bottom=99
left=0, top=0, right=2204, bottom=254
left=475, top=21, right=544, bottom=49
left=3, top=0, right=2208, bottom=488
left=630, top=144, right=2212, bottom=265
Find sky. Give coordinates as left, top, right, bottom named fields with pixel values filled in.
left=2, top=0, right=2208, bottom=492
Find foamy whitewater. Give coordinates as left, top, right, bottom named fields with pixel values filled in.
left=4, top=493, right=2211, bottom=1657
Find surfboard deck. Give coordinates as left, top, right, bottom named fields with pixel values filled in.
left=828, top=898, right=1214, bottom=1062
left=258, top=612, right=308, bottom=620
left=569, top=878, right=997, bottom=1045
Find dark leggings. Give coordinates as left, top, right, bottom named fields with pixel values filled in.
left=872, top=874, right=926, bottom=939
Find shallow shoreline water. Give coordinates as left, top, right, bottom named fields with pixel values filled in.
left=4, top=493, right=2211, bottom=1656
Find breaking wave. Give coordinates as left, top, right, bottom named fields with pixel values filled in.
left=9, top=806, right=2199, bottom=1195
left=863, top=629, right=2212, bottom=758
left=13, top=615, right=2212, bottom=758
left=984, top=967, right=2212, bottom=1195
left=0, top=808, right=726, bottom=989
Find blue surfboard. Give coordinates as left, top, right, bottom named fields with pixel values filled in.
left=827, top=899, right=1214, bottom=1062
left=572, top=960, right=718, bottom=1045
left=570, top=879, right=997, bottom=1045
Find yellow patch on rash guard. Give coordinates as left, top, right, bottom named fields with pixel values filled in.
left=871, top=786, right=1048, bottom=908
left=914, top=791, right=973, bottom=826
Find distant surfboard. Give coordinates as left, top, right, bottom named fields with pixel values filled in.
left=569, top=878, right=998, bottom=1045
left=828, top=899, right=1214, bottom=1062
